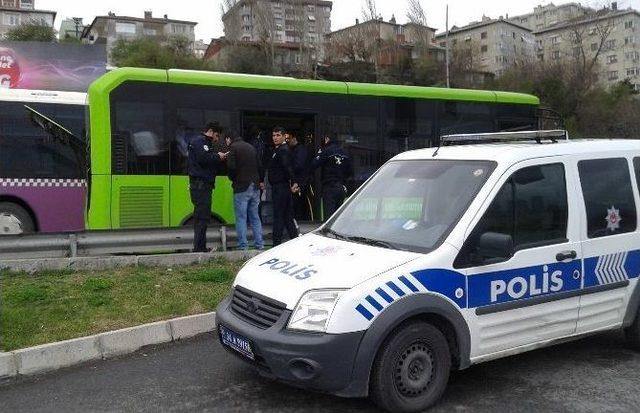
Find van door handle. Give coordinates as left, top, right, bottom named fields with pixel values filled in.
left=556, top=250, right=577, bottom=262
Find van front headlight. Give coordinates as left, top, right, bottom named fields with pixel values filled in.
left=287, top=289, right=345, bottom=333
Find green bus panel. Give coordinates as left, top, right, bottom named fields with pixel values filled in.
left=169, top=176, right=235, bottom=226
left=86, top=174, right=112, bottom=229
left=110, top=175, right=170, bottom=229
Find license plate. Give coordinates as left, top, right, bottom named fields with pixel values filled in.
left=219, top=325, right=255, bottom=360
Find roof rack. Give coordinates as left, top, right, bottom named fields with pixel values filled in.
left=441, top=130, right=569, bottom=146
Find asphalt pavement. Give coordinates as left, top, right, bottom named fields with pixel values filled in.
left=0, top=330, right=639, bottom=412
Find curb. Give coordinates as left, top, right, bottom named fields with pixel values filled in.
left=0, top=312, right=217, bottom=379
left=0, top=250, right=260, bottom=273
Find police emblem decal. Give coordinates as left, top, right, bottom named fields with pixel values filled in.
left=605, top=205, right=622, bottom=232
left=203, top=144, right=209, bottom=152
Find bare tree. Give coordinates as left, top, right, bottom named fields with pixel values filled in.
left=406, top=0, right=427, bottom=26
left=361, top=0, right=380, bottom=21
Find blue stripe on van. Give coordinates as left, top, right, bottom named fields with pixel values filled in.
left=375, top=288, right=394, bottom=303
left=355, top=304, right=374, bottom=321
left=386, top=281, right=406, bottom=297
left=399, top=275, right=419, bottom=292
left=365, top=295, right=384, bottom=311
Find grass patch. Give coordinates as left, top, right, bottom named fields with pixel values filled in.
left=0, top=258, right=243, bottom=351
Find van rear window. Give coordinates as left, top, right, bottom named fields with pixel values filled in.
left=578, top=158, right=637, bottom=238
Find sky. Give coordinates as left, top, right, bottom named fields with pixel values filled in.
left=39, top=0, right=640, bottom=41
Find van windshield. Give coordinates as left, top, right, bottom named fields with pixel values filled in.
left=321, top=159, right=496, bottom=253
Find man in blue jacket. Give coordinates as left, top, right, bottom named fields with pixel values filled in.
left=188, top=122, right=227, bottom=252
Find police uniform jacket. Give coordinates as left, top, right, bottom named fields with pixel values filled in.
left=188, top=134, right=223, bottom=185
left=291, top=143, right=309, bottom=185
left=311, top=142, right=353, bottom=185
left=268, top=143, right=295, bottom=185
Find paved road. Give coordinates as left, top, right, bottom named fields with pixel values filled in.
left=1, top=330, right=639, bottom=412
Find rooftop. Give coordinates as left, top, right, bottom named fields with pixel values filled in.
left=533, top=8, right=640, bottom=34
left=435, top=17, right=531, bottom=38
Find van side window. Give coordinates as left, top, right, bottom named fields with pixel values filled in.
left=455, top=163, right=568, bottom=268
left=578, top=158, right=637, bottom=238
left=635, top=157, right=640, bottom=192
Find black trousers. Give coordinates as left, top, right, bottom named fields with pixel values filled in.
left=190, top=178, right=213, bottom=252
left=323, top=182, right=346, bottom=220
left=272, top=183, right=298, bottom=246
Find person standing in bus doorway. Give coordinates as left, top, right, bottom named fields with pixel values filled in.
left=287, top=129, right=311, bottom=221
left=188, top=122, right=227, bottom=253
left=312, top=134, right=353, bottom=220
left=268, top=126, right=299, bottom=246
left=226, top=131, right=264, bottom=250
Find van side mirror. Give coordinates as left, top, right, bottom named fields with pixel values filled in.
left=476, top=232, right=514, bottom=263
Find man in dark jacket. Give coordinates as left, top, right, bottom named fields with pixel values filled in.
left=227, top=132, right=264, bottom=250
left=188, top=122, right=227, bottom=252
left=287, top=129, right=311, bottom=221
left=268, top=126, right=299, bottom=246
left=311, top=135, right=353, bottom=220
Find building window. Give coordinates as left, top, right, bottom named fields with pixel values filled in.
left=625, top=21, right=634, bottom=29
left=626, top=51, right=640, bottom=61
left=464, top=35, right=471, bottom=42
left=551, top=35, right=560, bottom=44
left=242, top=25, right=251, bottom=32
left=552, top=50, right=560, bottom=60
left=625, top=36, right=635, bottom=45
left=20, top=0, right=33, bottom=9
left=590, top=42, right=599, bottom=51
left=307, top=5, right=315, bottom=12
left=143, top=28, right=156, bottom=36
left=627, top=67, right=639, bottom=76
left=294, top=54, right=301, bottom=64
left=480, top=31, right=487, bottom=39
left=607, top=54, right=618, bottom=64
left=2, top=0, right=14, bottom=7
left=242, top=15, right=251, bottom=22
left=241, top=36, right=250, bottom=41
left=607, top=70, right=619, bottom=80
left=521, top=17, right=528, bottom=23
left=115, top=22, right=136, bottom=34
left=171, top=24, right=189, bottom=34
left=481, top=45, right=488, bottom=53
left=3, top=12, right=21, bottom=26
left=604, top=39, right=616, bottom=50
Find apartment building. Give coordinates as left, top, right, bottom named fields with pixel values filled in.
left=534, top=7, right=640, bottom=89
left=222, top=0, right=332, bottom=58
left=509, top=2, right=592, bottom=31
left=0, top=0, right=55, bottom=37
left=59, top=17, right=85, bottom=40
left=326, top=17, right=443, bottom=65
left=435, top=16, right=534, bottom=76
left=81, top=11, right=197, bottom=58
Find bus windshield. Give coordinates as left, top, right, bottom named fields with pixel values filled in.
left=321, top=159, right=496, bottom=253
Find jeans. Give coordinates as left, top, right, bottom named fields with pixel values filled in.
left=234, top=183, right=264, bottom=250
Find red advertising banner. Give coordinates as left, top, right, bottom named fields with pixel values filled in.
left=0, top=41, right=106, bottom=92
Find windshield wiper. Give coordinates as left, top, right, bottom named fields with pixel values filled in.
left=319, top=228, right=349, bottom=241
left=344, top=236, right=396, bottom=250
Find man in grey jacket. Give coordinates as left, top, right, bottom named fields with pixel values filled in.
left=226, top=132, right=264, bottom=250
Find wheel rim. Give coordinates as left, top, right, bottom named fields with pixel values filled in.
left=394, top=341, right=435, bottom=398
left=0, top=212, right=23, bottom=235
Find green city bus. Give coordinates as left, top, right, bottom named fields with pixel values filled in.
left=86, top=67, right=540, bottom=230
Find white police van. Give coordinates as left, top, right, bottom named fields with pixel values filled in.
left=216, top=130, right=640, bottom=412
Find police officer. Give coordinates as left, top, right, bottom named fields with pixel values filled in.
left=311, top=134, right=353, bottom=220
left=188, top=122, right=227, bottom=252
left=268, top=126, right=299, bottom=246
left=287, top=129, right=311, bottom=221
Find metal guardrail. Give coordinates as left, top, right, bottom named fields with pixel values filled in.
left=0, top=224, right=318, bottom=260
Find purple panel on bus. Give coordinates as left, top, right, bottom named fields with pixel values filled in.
left=0, top=178, right=86, bottom=232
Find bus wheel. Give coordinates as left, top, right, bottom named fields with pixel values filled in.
left=625, top=305, right=640, bottom=351
left=0, top=202, right=35, bottom=235
left=370, top=321, right=451, bottom=413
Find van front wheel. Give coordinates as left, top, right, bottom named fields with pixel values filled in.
left=625, top=306, right=640, bottom=351
left=370, top=321, right=451, bottom=413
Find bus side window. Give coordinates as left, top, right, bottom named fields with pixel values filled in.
left=111, top=83, right=170, bottom=176
left=439, top=101, right=495, bottom=136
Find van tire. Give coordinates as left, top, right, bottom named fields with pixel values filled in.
left=0, top=202, right=34, bottom=235
left=625, top=306, right=640, bottom=351
left=370, top=321, right=451, bottom=413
